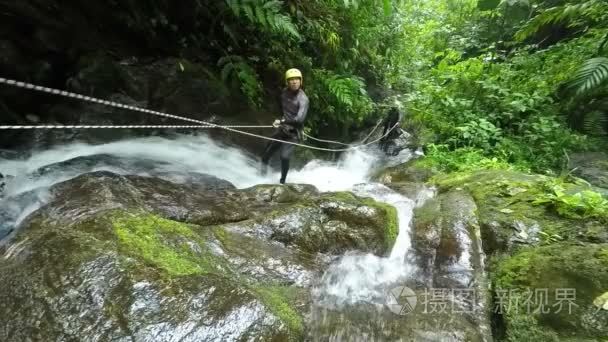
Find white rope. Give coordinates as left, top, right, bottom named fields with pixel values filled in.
left=0, top=124, right=271, bottom=129
left=0, top=77, right=398, bottom=152
left=302, top=118, right=383, bottom=146
left=303, top=133, right=351, bottom=146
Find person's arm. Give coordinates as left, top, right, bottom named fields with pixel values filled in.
left=282, top=94, right=309, bottom=126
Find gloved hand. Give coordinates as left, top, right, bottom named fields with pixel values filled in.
left=272, top=119, right=282, bottom=128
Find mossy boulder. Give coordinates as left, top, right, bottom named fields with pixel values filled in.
left=220, top=190, right=399, bottom=255
left=373, top=158, right=436, bottom=184
left=0, top=169, right=398, bottom=340
left=491, top=243, right=608, bottom=341
left=415, top=167, right=608, bottom=341
left=0, top=209, right=308, bottom=341
left=430, top=169, right=608, bottom=254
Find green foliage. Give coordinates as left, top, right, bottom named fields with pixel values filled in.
left=453, top=118, right=502, bottom=150
left=405, top=24, right=601, bottom=171
left=416, top=144, right=525, bottom=173
left=533, top=178, right=608, bottom=222
left=307, top=69, right=374, bottom=129
left=225, top=0, right=300, bottom=39
left=564, top=57, right=608, bottom=96
left=218, top=55, right=262, bottom=107
left=514, top=0, right=608, bottom=42
left=97, top=0, right=608, bottom=170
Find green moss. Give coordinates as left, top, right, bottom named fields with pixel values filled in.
left=429, top=170, right=475, bottom=190
left=364, top=199, right=399, bottom=250
left=319, top=191, right=399, bottom=251
left=250, top=284, right=303, bottom=339
left=491, top=243, right=608, bottom=339
left=503, top=312, right=559, bottom=342
left=112, top=211, right=219, bottom=277
left=597, top=248, right=608, bottom=263
left=324, top=191, right=357, bottom=202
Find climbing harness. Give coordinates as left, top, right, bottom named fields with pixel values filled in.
left=0, top=77, right=398, bottom=152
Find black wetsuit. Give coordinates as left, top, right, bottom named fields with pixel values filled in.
left=379, top=107, right=403, bottom=153
left=261, top=87, right=310, bottom=183
left=0, top=172, right=4, bottom=196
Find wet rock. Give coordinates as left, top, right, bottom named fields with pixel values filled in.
left=0, top=211, right=307, bottom=341
left=411, top=190, right=493, bottom=340
left=428, top=168, right=608, bottom=341
left=569, top=152, right=608, bottom=189
left=373, top=158, right=436, bottom=184
left=308, top=286, right=489, bottom=342
left=224, top=190, right=398, bottom=255
left=0, top=170, right=398, bottom=340
left=431, top=169, right=608, bottom=253
left=491, top=243, right=608, bottom=340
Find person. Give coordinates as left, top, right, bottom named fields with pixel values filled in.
left=379, top=104, right=403, bottom=155
left=260, top=68, right=310, bottom=184
left=0, top=172, right=4, bottom=197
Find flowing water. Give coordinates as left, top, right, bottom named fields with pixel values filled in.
left=0, top=133, right=435, bottom=340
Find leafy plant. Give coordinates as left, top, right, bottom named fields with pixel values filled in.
left=225, top=0, right=300, bottom=39
left=218, top=55, right=263, bottom=107
left=307, top=69, right=374, bottom=129
left=533, top=179, right=608, bottom=222
left=416, top=144, right=521, bottom=173
left=563, top=57, right=608, bottom=96
left=514, top=0, right=608, bottom=43
left=452, top=118, right=502, bottom=150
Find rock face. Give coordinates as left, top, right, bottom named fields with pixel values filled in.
left=412, top=168, right=608, bottom=341
left=0, top=170, right=398, bottom=341
left=492, top=244, right=608, bottom=341
left=569, top=152, right=608, bottom=190
left=411, top=189, right=493, bottom=341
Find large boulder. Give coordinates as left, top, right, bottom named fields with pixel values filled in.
left=422, top=168, right=608, bottom=341
left=373, top=158, right=436, bottom=184
left=491, top=244, right=608, bottom=341
left=0, top=170, right=398, bottom=341
left=430, top=169, right=608, bottom=254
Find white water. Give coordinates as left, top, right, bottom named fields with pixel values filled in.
left=0, top=133, right=427, bottom=308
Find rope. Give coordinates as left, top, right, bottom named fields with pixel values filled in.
left=361, top=119, right=384, bottom=143
left=302, top=119, right=384, bottom=146
left=0, top=125, right=271, bottom=129
left=0, top=77, right=398, bottom=152
left=303, top=133, right=351, bottom=146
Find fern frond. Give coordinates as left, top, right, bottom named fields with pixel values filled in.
left=514, top=0, right=604, bottom=42
left=565, top=57, right=608, bottom=96
left=243, top=2, right=255, bottom=23
left=268, top=13, right=300, bottom=38
left=254, top=3, right=268, bottom=28
left=582, top=110, right=608, bottom=135
left=226, top=0, right=240, bottom=16
left=218, top=55, right=262, bottom=107
left=225, top=0, right=300, bottom=39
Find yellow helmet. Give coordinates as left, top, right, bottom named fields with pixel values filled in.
left=285, top=68, right=303, bottom=81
